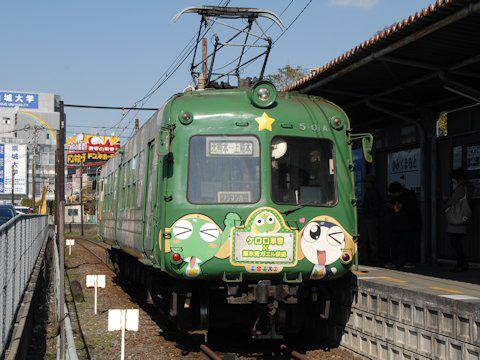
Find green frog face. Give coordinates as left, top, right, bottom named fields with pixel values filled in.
left=171, top=214, right=222, bottom=276
left=251, top=210, right=281, bottom=234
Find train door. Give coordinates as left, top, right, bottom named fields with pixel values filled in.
left=142, top=140, right=158, bottom=257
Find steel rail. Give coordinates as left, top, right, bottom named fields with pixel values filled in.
left=75, top=239, right=115, bottom=273
left=199, top=344, right=223, bottom=360
left=280, top=344, right=309, bottom=360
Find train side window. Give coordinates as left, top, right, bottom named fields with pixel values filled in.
left=188, top=135, right=260, bottom=204
left=271, top=136, right=337, bottom=206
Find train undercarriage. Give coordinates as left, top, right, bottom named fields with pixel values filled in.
left=109, top=248, right=343, bottom=341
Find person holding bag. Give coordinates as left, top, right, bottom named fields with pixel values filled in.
left=445, top=168, right=472, bottom=272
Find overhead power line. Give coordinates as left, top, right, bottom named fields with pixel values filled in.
left=273, top=0, right=313, bottom=45
left=109, top=0, right=231, bottom=136
left=64, top=104, right=158, bottom=111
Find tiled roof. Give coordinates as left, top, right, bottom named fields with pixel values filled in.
left=284, top=0, right=470, bottom=92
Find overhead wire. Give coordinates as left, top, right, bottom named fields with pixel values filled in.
left=213, top=0, right=295, bottom=73
left=212, top=0, right=312, bottom=80
left=111, top=0, right=231, bottom=138
left=273, top=0, right=313, bottom=45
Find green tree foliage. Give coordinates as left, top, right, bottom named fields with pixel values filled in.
left=266, top=65, right=308, bottom=89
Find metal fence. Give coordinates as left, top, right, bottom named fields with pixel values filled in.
left=52, top=234, right=78, bottom=360
left=0, top=214, right=49, bottom=355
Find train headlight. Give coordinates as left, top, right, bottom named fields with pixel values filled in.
left=330, top=117, right=343, bottom=130
left=179, top=111, right=193, bottom=125
left=257, top=87, right=270, bottom=101
left=171, top=252, right=183, bottom=264
left=248, top=80, right=277, bottom=108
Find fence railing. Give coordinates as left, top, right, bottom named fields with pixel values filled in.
left=52, top=233, right=78, bottom=360
left=0, top=214, right=49, bottom=356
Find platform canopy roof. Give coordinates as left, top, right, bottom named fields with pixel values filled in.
left=285, top=0, right=480, bottom=130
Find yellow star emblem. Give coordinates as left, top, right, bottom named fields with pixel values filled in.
left=255, top=112, right=275, bottom=131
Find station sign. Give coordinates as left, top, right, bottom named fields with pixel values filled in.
left=66, top=134, right=120, bottom=167
left=387, top=148, right=421, bottom=193
left=0, top=144, right=28, bottom=195
left=0, top=91, right=38, bottom=109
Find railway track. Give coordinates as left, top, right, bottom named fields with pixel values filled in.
left=68, top=238, right=329, bottom=360
left=198, top=342, right=309, bottom=360
left=75, top=238, right=115, bottom=273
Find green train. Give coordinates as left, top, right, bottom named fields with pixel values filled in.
left=97, top=80, right=372, bottom=338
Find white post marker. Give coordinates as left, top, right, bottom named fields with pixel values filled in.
left=66, top=238, right=75, bottom=255
left=108, top=309, right=139, bottom=360
left=86, top=274, right=106, bottom=315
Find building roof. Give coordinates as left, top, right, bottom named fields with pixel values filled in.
left=284, top=0, right=480, bottom=130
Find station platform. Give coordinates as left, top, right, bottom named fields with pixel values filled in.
left=354, top=264, right=480, bottom=303
left=331, top=265, right=480, bottom=360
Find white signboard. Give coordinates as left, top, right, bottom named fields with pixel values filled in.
left=108, top=309, right=139, bottom=331
left=108, top=309, right=140, bottom=360
left=66, top=238, right=75, bottom=255
left=467, top=145, right=480, bottom=170
left=86, top=274, right=106, bottom=288
left=0, top=144, right=27, bottom=195
left=86, top=274, right=106, bottom=315
left=388, top=148, right=421, bottom=192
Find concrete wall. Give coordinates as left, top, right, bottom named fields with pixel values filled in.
left=335, top=278, right=480, bottom=359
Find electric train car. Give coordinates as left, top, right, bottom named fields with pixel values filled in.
left=97, top=80, right=372, bottom=338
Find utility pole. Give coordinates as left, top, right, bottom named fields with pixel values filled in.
left=11, top=164, right=15, bottom=205
left=202, top=37, right=208, bottom=79
left=79, top=166, right=84, bottom=236
left=55, top=100, right=66, bottom=360
left=198, top=37, right=208, bottom=89
left=31, top=126, right=40, bottom=212
left=32, top=156, right=35, bottom=210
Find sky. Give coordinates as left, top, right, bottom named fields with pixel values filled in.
left=1, top=0, right=434, bottom=139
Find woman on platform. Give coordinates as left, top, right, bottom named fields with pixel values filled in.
left=445, top=168, right=471, bottom=272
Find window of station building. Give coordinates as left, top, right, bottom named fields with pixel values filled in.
left=271, top=136, right=337, bottom=206
left=188, top=135, right=260, bottom=204
left=3, top=117, right=10, bottom=125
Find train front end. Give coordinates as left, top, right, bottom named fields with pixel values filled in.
left=157, top=81, right=371, bottom=338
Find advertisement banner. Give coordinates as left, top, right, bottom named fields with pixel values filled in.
left=67, top=152, right=116, bottom=167
left=0, top=144, right=28, bottom=195
left=0, top=91, right=38, bottom=109
left=66, top=134, right=120, bottom=167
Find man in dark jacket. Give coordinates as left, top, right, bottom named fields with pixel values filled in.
left=387, top=182, right=421, bottom=268
left=360, top=174, right=382, bottom=265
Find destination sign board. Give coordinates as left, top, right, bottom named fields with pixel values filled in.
left=208, top=140, right=254, bottom=156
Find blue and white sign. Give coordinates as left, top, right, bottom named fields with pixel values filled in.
left=0, top=92, right=39, bottom=109
left=0, top=144, right=28, bottom=195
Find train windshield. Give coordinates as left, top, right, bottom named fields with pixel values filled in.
left=188, top=135, right=260, bottom=204
left=271, top=136, right=337, bottom=206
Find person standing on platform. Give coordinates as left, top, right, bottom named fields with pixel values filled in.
left=445, top=168, right=471, bottom=272
left=360, top=174, right=382, bottom=265
left=386, top=182, right=421, bottom=269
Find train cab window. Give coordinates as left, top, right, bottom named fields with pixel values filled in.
left=188, top=135, right=260, bottom=204
left=271, top=136, right=337, bottom=206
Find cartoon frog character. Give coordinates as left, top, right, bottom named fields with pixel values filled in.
left=170, top=213, right=240, bottom=277
left=251, top=210, right=282, bottom=234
